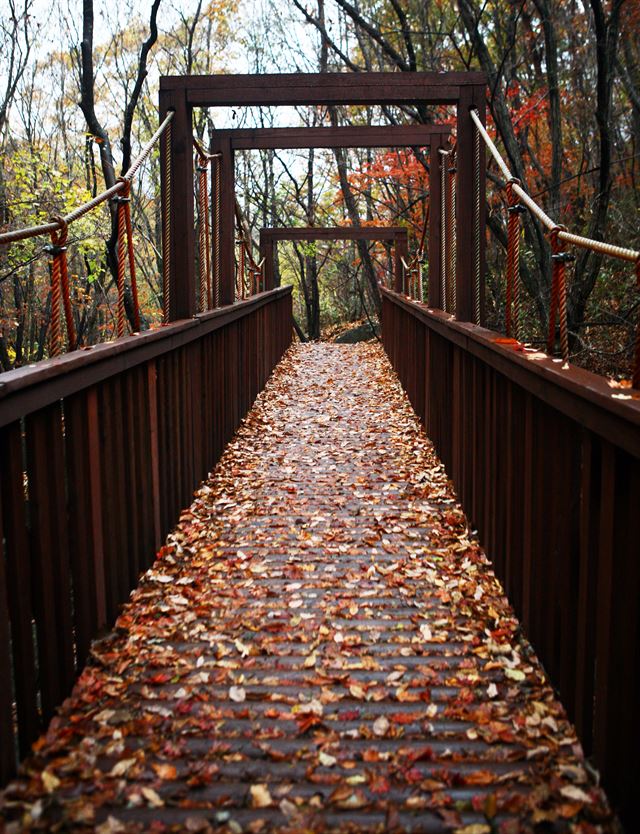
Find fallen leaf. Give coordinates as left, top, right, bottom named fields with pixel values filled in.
left=250, top=783, right=273, bottom=808
left=141, top=787, right=164, bottom=808
left=373, top=715, right=390, bottom=736
left=152, top=763, right=178, bottom=780
left=109, top=758, right=137, bottom=778
left=229, top=686, right=246, bottom=702
left=41, top=770, right=60, bottom=793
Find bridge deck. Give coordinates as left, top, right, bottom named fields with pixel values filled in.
left=0, top=343, right=613, bottom=833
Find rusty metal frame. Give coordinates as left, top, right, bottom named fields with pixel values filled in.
left=259, top=226, right=408, bottom=292
left=158, top=71, right=486, bottom=320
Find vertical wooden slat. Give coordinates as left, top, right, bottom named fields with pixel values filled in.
left=66, top=391, right=99, bottom=662
left=87, top=388, right=107, bottom=627
left=607, top=449, right=640, bottom=823
left=0, top=421, right=39, bottom=756
left=147, top=361, right=162, bottom=549
left=26, top=403, right=75, bottom=718
left=593, top=442, right=615, bottom=776
left=0, top=483, right=17, bottom=782
left=521, top=393, right=534, bottom=627
left=574, top=430, right=597, bottom=749
left=124, top=371, right=142, bottom=586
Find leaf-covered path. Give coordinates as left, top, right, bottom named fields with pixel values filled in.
left=1, top=343, right=614, bottom=833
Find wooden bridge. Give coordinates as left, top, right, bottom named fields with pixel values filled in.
left=0, top=73, right=638, bottom=832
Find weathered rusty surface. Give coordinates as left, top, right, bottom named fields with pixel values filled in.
left=0, top=344, right=613, bottom=832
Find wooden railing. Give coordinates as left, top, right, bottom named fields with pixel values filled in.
left=382, top=287, right=640, bottom=826
left=0, top=286, right=292, bottom=783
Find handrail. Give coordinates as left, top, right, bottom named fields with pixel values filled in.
left=470, top=107, right=640, bottom=383
left=469, top=108, right=639, bottom=262
left=0, top=287, right=293, bottom=428
left=0, top=112, right=175, bottom=246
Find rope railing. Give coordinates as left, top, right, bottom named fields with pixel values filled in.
left=192, top=137, right=223, bottom=311
left=195, top=145, right=218, bottom=313
left=161, top=115, right=173, bottom=324
left=0, top=111, right=175, bottom=355
left=397, top=200, right=429, bottom=302
left=233, top=204, right=264, bottom=301
left=0, top=112, right=175, bottom=248
left=469, top=108, right=640, bottom=382
left=438, top=145, right=458, bottom=314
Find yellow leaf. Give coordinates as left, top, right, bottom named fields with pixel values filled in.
left=42, top=770, right=60, bottom=792
left=250, top=783, right=273, bottom=808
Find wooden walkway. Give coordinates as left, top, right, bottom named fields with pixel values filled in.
left=0, top=344, right=614, bottom=833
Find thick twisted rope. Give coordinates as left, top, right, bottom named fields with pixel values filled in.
left=548, top=226, right=571, bottom=362
left=45, top=216, right=75, bottom=356
left=196, top=154, right=213, bottom=312
left=115, top=189, right=128, bottom=338
left=470, top=106, right=640, bottom=361
left=448, top=152, right=457, bottom=315
left=161, top=117, right=173, bottom=323
left=114, top=178, right=140, bottom=336
left=238, top=233, right=246, bottom=300
left=0, top=112, right=175, bottom=247
left=439, top=149, right=448, bottom=311
left=472, top=122, right=482, bottom=325
left=213, top=156, right=221, bottom=307
left=505, top=179, right=524, bottom=339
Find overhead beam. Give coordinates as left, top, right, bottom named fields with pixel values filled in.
left=216, top=125, right=451, bottom=151
left=260, top=226, right=408, bottom=243
left=160, top=71, right=485, bottom=107
left=260, top=226, right=408, bottom=291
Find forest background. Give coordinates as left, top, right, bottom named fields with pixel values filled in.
left=0, top=0, right=638, bottom=378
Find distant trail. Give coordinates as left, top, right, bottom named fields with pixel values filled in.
left=0, top=343, right=613, bottom=832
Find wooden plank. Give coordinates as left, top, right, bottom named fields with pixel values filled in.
left=161, top=69, right=485, bottom=91
left=154, top=357, right=169, bottom=539
left=574, top=430, right=597, bottom=750
left=592, top=442, right=615, bottom=778
left=0, top=421, right=39, bottom=756
left=606, top=449, right=640, bottom=822
left=99, top=382, right=121, bottom=620
left=65, top=391, right=100, bottom=663
left=26, top=403, right=75, bottom=718
left=0, top=480, right=17, bottom=783
left=223, top=124, right=449, bottom=150
left=147, top=362, right=162, bottom=551
left=87, top=388, right=107, bottom=627
left=261, top=226, right=407, bottom=242
left=124, top=371, right=142, bottom=585
left=159, top=70, right=486, bottom=107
